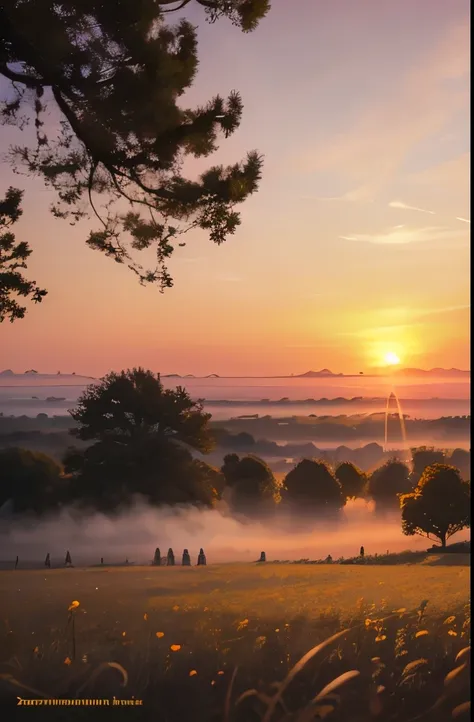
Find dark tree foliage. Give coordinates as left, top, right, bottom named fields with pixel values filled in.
left=367, top=459, right=412, bottom=510
left=220, top=453, right=280, bottom=514
left=63, top=368, right=217, bottom=510
left=281, top=459, right=345, bottom=511
left=410, top=446, right=446, bottom=485
left=0, top=446, right=63, bottom=513
left=190, top=459, right=226, bottom=499
left=335, top=461, right=366, bottom=499
left=400, top=464, right=470, bottom=548
left=449, top=448, right=470, bottom=481
left=0, top=186, right=47, bottom=321
left=221, top=452, right=242, bottom=487
left=0, top=1, right=269, bottom=290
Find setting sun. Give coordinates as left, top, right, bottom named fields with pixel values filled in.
left=384, top=351, right=401, bottom=366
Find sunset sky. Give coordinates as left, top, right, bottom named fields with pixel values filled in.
left=0, top=0, right=470, bottom=377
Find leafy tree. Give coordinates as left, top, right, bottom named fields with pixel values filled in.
left=367, top=459, right=412, bottom=509
left=449, top=448, right=470, bottom=481
left=63, top=368, right=216, bottom=509
left=0, top=1, right=269, bottom=292
left=190, top=459, right=226, bottom=500
left=221, top=453, right=280, bottom=515
left=221, top=453, right=241, bottom=487
left=0, top=447, right=63, bottom=513
left=410, top=446, right=446, bottom=485
left=400, top=464, right=470, bottom=548
left=281, top=459, right=345, bottom=512
left=335, top=461, right=366, bottom=499
left=0, top=187, right=46, bottom=322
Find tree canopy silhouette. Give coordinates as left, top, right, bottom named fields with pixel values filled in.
left=0, top=447, right=63, bottom=513
left=410, top=446, right=446, bottom=485
left=449, top=448, right=470, bottom=481
left=0, top=1, right=268, bottom=292
left=281, top=459, right=345, bottom=512
left=335, top=461, right=366, bottom=499
left=400, top=464, right=470, bottom=548
left=367, top=459, right=412, bottom=510
left=0, top=187, right=46, bottom=321
left=63, top=368, right=217, bottom=510
left=221, top=453, right=280, bottom=515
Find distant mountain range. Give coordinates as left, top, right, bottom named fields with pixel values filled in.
left=0, top=367, right=470, bottom=381
left=390, top=367, right=470, bottom=378
left=0, top=370, right=96, bottom=381
left=294, top=369, right=343, bottom=377
left=293, top=368, right=470, bottom=378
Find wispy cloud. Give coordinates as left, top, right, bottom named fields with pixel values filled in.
left=339, top=324, right=418, bottom=338
left=388, top=200, right=436, bottom=215
left=416, top=304, right=470, bottom=320
left=303, top=188, right=374, bottom=203
left=456, top=217, right=471, bottom=224
left=339, top=305, right=469, bottom=338
left=296, top=21, right=469, bottom=199
left=339, top=225, right=465, bottom=245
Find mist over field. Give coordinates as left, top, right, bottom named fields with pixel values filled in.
left=1, top=497, right=466, bottom=567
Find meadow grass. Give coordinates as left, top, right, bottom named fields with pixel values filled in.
left=0, top=560, right=470, bottom=721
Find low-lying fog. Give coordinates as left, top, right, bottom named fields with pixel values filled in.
left=0, top=499, right=469, bottom=567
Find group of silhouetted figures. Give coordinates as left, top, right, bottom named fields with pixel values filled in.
left=13, top=547, right=366, bottom=569
left=13, top=551, right=72, bottom=569
left=152, top=547, right=207, bottom=566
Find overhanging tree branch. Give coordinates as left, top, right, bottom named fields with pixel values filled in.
left=0, top=0, right=268, bottom=294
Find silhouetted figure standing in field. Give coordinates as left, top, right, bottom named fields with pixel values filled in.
left=45, top=553, right=51, bottom=568
left=197, top=548, right=207, bottom=566
left=257, top=551, right=266, bottom=562
left=14, top=556, right=18, bottom=570
left=182, top=549, right=191, bottom=566
left=167, top=548, right=175, bottom=566
left=360, top=546, right=365, bottom=558
left=65, top=550, right=72, bottom=566
left=153, top=548, right=161, bottom=566
left=101, top=557, right=104, bottom=565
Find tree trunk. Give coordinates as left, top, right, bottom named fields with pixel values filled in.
left=440, top=533, right=447, bottom=548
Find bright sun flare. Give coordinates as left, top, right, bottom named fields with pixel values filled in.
left=384, top=351, right=401, bottom=366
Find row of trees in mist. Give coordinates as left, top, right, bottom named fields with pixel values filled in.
left=0, top=369, right=470, bottom=549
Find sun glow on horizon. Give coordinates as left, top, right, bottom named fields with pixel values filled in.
left=384, top=351, right=401, bottom=366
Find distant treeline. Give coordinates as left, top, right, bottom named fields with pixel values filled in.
left=0, top=414, right=470, bottom=474
left=0, top=369, right=470, bottom=552
left=0, top=412, right=470, bottom=440
left=205, top=396, right=468, bottom=408
left=213, top=415, right=470, bottom=443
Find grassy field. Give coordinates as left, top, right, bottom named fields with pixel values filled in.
left=0, top=559, right=470, bottom=721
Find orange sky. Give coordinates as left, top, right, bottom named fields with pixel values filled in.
left=0, top=0, right=470, bottom=377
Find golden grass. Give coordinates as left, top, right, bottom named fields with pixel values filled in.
left=0, top=563, right=470, bottom=721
